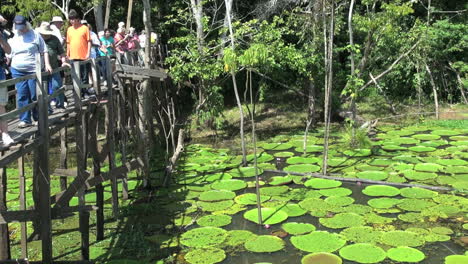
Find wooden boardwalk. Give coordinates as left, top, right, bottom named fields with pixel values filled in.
left=0, top=51, right=167, bottom=263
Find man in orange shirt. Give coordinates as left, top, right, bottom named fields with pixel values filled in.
left=66, top=9, right=91, bottom=91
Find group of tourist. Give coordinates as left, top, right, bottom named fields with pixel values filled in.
left=0, top=10, right=155, bottom=147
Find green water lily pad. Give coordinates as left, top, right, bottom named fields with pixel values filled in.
left=409, top=146, right=436, bottom=152
left=269, top=176, right=293, bottom=186
left=262, top=142, right=293, bottom=151
left=291, top=231, right=346, bottom=253
left=430, top=226, right=453, bottom=235
left=402, top=170, right=438, bottom=181
left=397, top=198, right=436, bottom=211
left=324, top=196, right=355, bottom=207
left=296, top=145, right=324, bottom=153
left=444, top=166, right=468, bottom=174
left=284, top=164, right=321, bottom=173
left=364, top=213, right=395, bottom=224
left=341, top=204, right=373, bottom=215
left=412, top=134, right=441, bottom=140
left=327, top=158, right=350, bottom=167
left=235, top=193, right=270, bottom=205
left=398, top=212, right=423, bottom=223
left=279, top=203, right=307, bottom=217
left=246, top=153, right=274, bottom=163
left=212, top=203, right=247, bottom=215
left=356, top=171, right=388, bottom=181
left=445, top=255, right=468, bottom=264
left=392, top=137, right=421, bottom=145
left=339, top=243, right=386, bottom=264
left=180, top=227, right=227, bottom=248
left=199, top=190, right=236, bottom=201
left=400, top=187, right=438, bottom=199
left=244, top=208, right=288, bottom=225
left=367, top=197, right=402, bottom=209
left=224, top=230, right=255, bottom=247
left=343, top=149, right=372, bottom=157
left=319, top=213, right=364, bottom=229
left=382, top=145, right=407, bottom=151
left=387, top=247, right=425, bottom=263
left=197, top=214, right=232, bottom=227
left=211, top=179, right=247, bottom=191
left=437, top=159, right=468, bottom=166
left=299, top=198, right=336, bottom=215
left=450, top=135, right=468, bottom=141
left=185, top=248, right=226, bottom=264
left=301, top=253, right=343, bottom=264
left=273, top=151, right=295, bottom=158
left=388, top=130, right=415, bottom=136
left=362, top=185, right=400, bottom=197
left=282, top=222, right=316, bottom=235
left=356, top=165, right=385, bottom=171
left=319, top=187, right=352, bottom=197
left=414, top=163, right=443, bottom=172
left=425, top=233, right=451, bottom=242
left=287, top=156, right=321, bottom=165
left=304, top=178, right=342, bottom=189
left=381, top=230, right=425, bottom=247
left=227, top=167, right=264, bottom=178
left=260, top=186, right=290, bottom=196
left=368, top=159, right=393, bottom=167
left=431, top=130, right=460, bottom=136
left=392, top=155, right=421, bottom=163
left=198, top=200, right=234, bottom=212
left=244, top=235, right=285, bottom=253
left=340, top=226, right=382, bottom=244
left=421, top=140, right=449, bottom=148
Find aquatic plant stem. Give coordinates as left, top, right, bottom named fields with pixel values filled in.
left=263, top=170, right=454, bottom=192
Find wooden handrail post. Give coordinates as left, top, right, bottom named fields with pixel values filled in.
left=0, top=151, right=11, bottom=260
left=18, top=152, right=28, bottom=258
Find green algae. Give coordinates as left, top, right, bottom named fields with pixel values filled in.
left=304, top=178, right=342, bottom=189
left=243, top=208, right=289, bottom=225
left=180, top=227, right=227, bottom=248
left=362, top=185, right=400, bottom=197
left=244, top=235, right=285, bottom=253
left=291, top=231, right=346, bottom=253
left=282, top=222, right=316, bottom=235
left=356, top=171, right=388, bottom=181
left=184, top=248, right=226, bottom=264
left=301, top=253, right=343, bottom=264
left=211, top=179, right=247, bottom=191
left=387, top=247, right=425, bottom=263
left=324, top=196, right=355, bottom=207
left=284, top=164, right=321, bottom=173
left=319, top=213, right=364, bottom=229
left=339, top=243, right=386, bottom=264
left=380, top=230, right=425, bottom=247
left=196, top=214, right=232, bottom=227
left=235, top=193, right=271, bottom=205
left=199, top=190, right=236, bottom=201
left=340, top=226, right=383, bottom=244
left=319, top=187, right=352, bottom=197
left=400, top=187, right=438, bottom=199
left=286, top=156, right=321, bottom=164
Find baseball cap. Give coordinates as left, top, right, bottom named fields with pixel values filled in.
left=13, top=15, right=27, bottom=25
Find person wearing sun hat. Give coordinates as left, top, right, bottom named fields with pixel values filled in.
left=50, top=16, right=64, bottom=44
left=38, top=22, right=66, bottom=110
left=7, top=15, right=52, bottom=128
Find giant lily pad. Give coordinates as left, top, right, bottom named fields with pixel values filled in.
left=198, top=200, right=234, bottom=212
left=356, top=171, right=388, bottom=181
left=273, top=151, right=295, bottom=158
left=227, top=167, right=264, bottom=178
left=412, top=134, right=441, bottom=140
left=244, top=235, right=285, bottom=253
left=431, top=130, right=460, bottom=136
left=269, top=176, right=293, bottom=186
left=382, top=145, right=407, bottom=151
left=246, top=153, right=274, bottom=163
left=362, top=185, right=400, bottom=197
left=260, top=186, right=290, bottom=196
left=450, top=136, right=468, bottom=141
left=392, top=155, right=421, bottom=163
left=319, top=213, right=364, bottom=229
left=397, top=198, right=436, bottom=211
left=211, top=179, right=247, bottom=191
left=339, top=243, right=386, bottom=264
left=398, top=212, right=423, bottom=223
left=299, top=198, right=335, bottom=213
left=180, top=227, right=227, bottom=248
left=284, top=164, right=321, bottom=173
left=243, top=208, right=288, bottom=225
left=235, top=193, right=270, bottom=205
left=224, top=230, right=256, bottom=247
left=402, top=170, right=438, bottom=181
left=296, top=145, right=324, bottom=153
left=364, top=213, right=395, bottom=224
left=319, top=187, right=352, bottom=197
left=380, top=230, right=425, bottom=247
left=400, top=187, right=438, bottom=199
left=199, top=190, right=236, bottom=201
left=414, top=163, right=443, bottom=172
left=436, top=159, right=468, bottom=166
left=324, top=196, right=355, bottom=207
left=343, top=149, right=372, bottom=157
left=282, top=222, right=316, bottom=235
left=409, top=146, right=436, bottom=152
left=327, top=158, right=350, bottom=167
left=304, top=178, right=342, bottom=189
left=340, top=226, right=382, bottom=244
left=387, top=247, right=425, bottom=263
left=286, top=156, right=321, bottom=164
left=301, top=253, right=343, bottom=264
left=262, top=142, right=293, bottom=151
left=444, top=166, right=468, bottom=174
left=197, top=214, right=232, bottom=227
left=445, top=255, right=468, bottom=264
left=185, top=248, right=226, bottom=264
left=291, top=231, right=346, bottom=253
left=279, top=204, right=307, bottom=217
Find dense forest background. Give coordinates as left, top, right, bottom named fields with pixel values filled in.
left=1, top=0, right=467, bottom=129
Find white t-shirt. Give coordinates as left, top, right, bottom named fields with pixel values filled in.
left=8, top=29, right=47, bottom=72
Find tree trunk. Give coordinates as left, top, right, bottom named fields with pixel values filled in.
left=104, top=0, right=112, bottom=29
left=303, top=79, right=316, bottom=155
left=348, top=0, right=357, bottom=142
left=94, top=2, right=104, bottom=32
left=190, top=0, right=207, bottom=115
left=126, top=0, right=134, bottom=29
left=219, top=0, right=233, bottom=58
left=425, top=63, right=439, bottom=120
left=225, top=0, right=247, bottom=166
left=449, top=62, right=468, bottom=104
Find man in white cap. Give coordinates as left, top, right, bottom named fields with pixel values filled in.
left=50, top=16, right=64, bottom=44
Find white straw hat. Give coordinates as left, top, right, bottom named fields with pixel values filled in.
left=51, top=16, right=64, bottom=23
left=37, top=22, right=54, bottom=35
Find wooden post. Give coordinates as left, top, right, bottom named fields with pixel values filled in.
left=126, top=0, right=134, bottom=30
left=105, top=57, right=119, bottom=217
left=0, top=151, right=10, bottom=260
left=18, top=154, right=28, bottom=258
left=35, top=54, right=52, bottom=263
left=119, top=93, right=128, bottom=200
left=59, top=127, right=68, bottom=191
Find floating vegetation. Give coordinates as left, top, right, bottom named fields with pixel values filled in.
left=340, top=226, right=383, bottom=244
left=223, top=230, right=256, bottom=247
left=380, top=230, right=425, bottom=247
left=273, top=151, right=295, bottom=158
left=387, top=247, right=425, bottom=263
left=243, top=208, right=289, bottom=225
left=259, top=186, right=290, bottom=196
left=397, top=198, right=436, bottom=211
left=341, top=204, right=373, bottom=215
left=286, top=156, right=321, bottom=164
left=304, top=178, right=342, bottom=189
left=262, top=142, right=293, bottom=151
left=356, top=171, right=388, bottom=181
left=319, top=187, right=352, bottom=197
left=412, top=134, right=441, bottom=140
left=269, top=176, right=293, bottom=186
left=324, top=196, right=355, bottom=207
left=290, top=231, right=346, bottom=253
left=196, top=214, right=232, bottom=227
left=339, top=243, right=387, bottom=264
left=444, top=255, right=468, bottom=264
left=402, top=170, right=438, bottom=181
left=400, top=187, right=438, bottom=199
left=362, top=185, right=400, bottom=197
left=235, top=193, right=270, bottom=205
left=282, top=222, right=316, bottom=235
left=444, top=166, right=468, bottom=174
left=367, top=197, right=402, bottom=209
left=414, top=163, right=444, bottom=172
left=227, top=167, right=264, bottom=178
left=343, top=149, right=372, bottom=157
left=327, top=157, right=350, bottom=167
left=284, top=164, right=321, bottom=173
left=301, top=252, right=343, bottom=264
left=431, top=129, right=461, bottom=136
left=180, top=227, right=227, bottom=248
left=244, top=235, right=285, bottom=253
left=184, top=248, right=226, bottom=264
left=211, top=179, right=247, bottom=191
left=398, top=212, right=423, bottom=223
left=296, top=145, right=324, bottom=153
left=198, top=200, right=234, bottom=212
left=319, top=213, right=364, bottom=229
left=279, top=204, right=307, bottom=217
left=199, top=190, right=236, bottom=201
left=409, top=146, right=436, bottom=153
